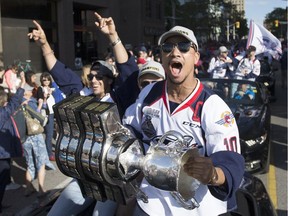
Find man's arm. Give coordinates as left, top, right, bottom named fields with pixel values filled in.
left=94, top=12, right=138, bottom=87
left=28, top=20, right=57, bottom=70
left=28, top=20, right=83, bottom=96
left=94, top=12, right=128, bottom=64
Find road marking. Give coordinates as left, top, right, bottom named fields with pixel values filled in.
left=269, top=115, right=286, bottom=209
left=268, top=164, right=277, bottom=209
left=271, top=116, right=287, bottom=128
left=268, top=129, right=279, bottom=210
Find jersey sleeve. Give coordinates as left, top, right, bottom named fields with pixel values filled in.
left=201, top=94, right=244, bottom=207
left=201, top=94, right=241, bottom=155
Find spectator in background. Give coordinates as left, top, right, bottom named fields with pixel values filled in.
left=137, top=46, right=147, bottom=67
left=233, top=83, right=255, bottom=100
left=37, top=72, right=56, bottom=161
left=2, top=64, right=20, bottom=94
left=23, top=70, right=55, bottom=197
left=234, top=45, right=261, bottom=81
left=208, top=46, right=234, bottom=79
left=105, top=52, right=118, bottom=77
left=280, top=44, right=287, bottom=88
left=137, top=61, right=166, bottom=89
left=0, top=72, right=26, bottom=213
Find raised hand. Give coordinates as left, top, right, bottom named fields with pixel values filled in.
left=94, top=12, right=116, bottom=36
left=27, top=20, right=47, bottom=46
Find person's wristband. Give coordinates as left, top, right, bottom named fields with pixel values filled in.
left=208, top=167, right=218, bottom=185
left=110, top=38, right=121, bottom=47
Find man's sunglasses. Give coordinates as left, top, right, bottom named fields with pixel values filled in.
left=140, top=80, right=157, bottom=88
left=87, top=73, right=104, bottom=81
left=160, top=42, right=197, bottom=53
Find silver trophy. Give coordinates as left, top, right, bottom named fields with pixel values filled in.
left=54, top=96, right=144, bottom=204
left=54, top=97, right=200, bottom=208
left=119, top=130, right=200, bottom=209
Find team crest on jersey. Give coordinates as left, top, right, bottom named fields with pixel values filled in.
left=215, top=111, right=235, bottom=127
left=142, top=106, right=160, bottom=118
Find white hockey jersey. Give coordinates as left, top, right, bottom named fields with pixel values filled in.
left=123, top=79, right=242, bottom=216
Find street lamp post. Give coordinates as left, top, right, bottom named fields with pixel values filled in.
left=227, top=20, right=229, bottom=41
left=227, top=19, right=237, bottom=42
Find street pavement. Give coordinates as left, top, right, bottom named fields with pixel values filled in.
left=1, top=144, right=72, bottom=216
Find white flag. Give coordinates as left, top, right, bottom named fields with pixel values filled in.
left=246, top=20, right=282, bottom=60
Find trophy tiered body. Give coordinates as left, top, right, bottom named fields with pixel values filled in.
left=54, top=96, right=200, bottom=209
left=53, top=96, right=144, bottom=204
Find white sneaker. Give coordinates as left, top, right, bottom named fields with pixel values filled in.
left=5, top=182, right=21, bottom=190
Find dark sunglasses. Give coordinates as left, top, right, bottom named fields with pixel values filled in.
left=42, top=79, right=50, bottom=81
left=87, top=73, right=104, bottom=81
left=160, top=42, right=197, bottom=53
left=140, top=80, right=157, bottom=88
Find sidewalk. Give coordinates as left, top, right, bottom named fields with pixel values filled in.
left=1, top=156, right=71, bottom=216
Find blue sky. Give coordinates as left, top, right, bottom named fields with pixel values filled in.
left=245, top=0, right=287, bottom=25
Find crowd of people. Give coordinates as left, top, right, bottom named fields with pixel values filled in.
left=0, top=10, right=286, bottom=216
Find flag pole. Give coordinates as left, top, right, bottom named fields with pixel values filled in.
left=246, top=20, right=254, bottom=49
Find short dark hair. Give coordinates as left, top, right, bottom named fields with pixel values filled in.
left=25, top=70, right=36, bottom=87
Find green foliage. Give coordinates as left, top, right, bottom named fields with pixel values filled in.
left=164, top=0, right=248, bottom=41
left=264, top=7, right=287, bottom=39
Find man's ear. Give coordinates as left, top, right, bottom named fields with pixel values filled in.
left=194, top=51, right=200, bottom=63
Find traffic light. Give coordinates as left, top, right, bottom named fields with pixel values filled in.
left=235, top=21, right=240, bottom=28
left=275, top=20, right=279, bottom=27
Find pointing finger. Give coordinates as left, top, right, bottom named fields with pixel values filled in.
left=32, top=20, right=43, bottom=31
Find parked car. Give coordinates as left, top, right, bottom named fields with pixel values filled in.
left=220, top=172, right=277, bottom=216
left=200, top=78, right=271, bottom=174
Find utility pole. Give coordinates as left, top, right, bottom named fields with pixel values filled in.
left=233, top=25, right=235, bottom=40
left=227, top=20, right=229, bottom=42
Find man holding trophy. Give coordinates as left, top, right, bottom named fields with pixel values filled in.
left=122, top=26, right=244, bottom=216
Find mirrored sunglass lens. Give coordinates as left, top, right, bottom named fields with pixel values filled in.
left=96, top=75, right=104, bottom=80
left=178, top=42, right=191, bottom=52
left=87, top=74, right=104, bottom=81
left=161, top=43, right=174, bottom=53
left=87, top=74, right=94, bottom=81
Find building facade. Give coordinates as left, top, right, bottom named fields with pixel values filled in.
left=225, top=0, right=245, bottom=16
left=0, top=0, right=165, bottom=71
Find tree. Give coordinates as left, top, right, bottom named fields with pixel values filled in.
left=264, top=7, right=287, bottom=39
left=165, top=0, right=248, bottom=42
